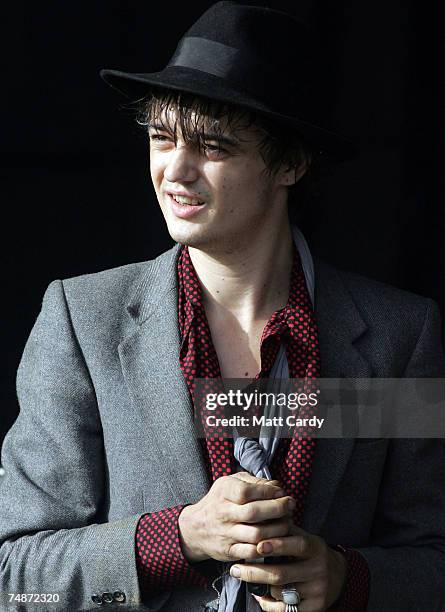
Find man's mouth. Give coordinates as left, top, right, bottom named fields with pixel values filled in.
left=170, top=194, right=205, bottom=206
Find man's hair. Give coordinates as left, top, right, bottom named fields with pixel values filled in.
left=135, top=89, right=318, bottom=219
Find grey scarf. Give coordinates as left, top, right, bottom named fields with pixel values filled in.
left=217, top=226, right=315, bottom=611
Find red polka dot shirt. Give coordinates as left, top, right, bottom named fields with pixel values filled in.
left=135, top=244, right=369, bottom=610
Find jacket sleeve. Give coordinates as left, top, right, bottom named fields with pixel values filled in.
left=353, top=299, right=445, bottom=611
left=0, top=280, right=168, bottom=611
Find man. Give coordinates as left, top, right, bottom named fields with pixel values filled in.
left=1, top=2, right=444, bottom=611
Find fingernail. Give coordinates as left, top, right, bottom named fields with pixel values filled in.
left=231, top=565, right=241, bottom=578
left=261, top=542, right=273, bottom=554
left=274, top=489, right=285, bottom=498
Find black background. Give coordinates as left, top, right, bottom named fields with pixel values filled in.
left=1, top=1, right=443, bottom=446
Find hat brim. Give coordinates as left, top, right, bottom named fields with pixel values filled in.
left=100, top=66, right=357, bottom=162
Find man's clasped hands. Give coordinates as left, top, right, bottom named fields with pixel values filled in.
left=178, top=472, right=347, bottom=611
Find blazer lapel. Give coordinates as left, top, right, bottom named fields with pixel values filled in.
left=302, top=259, right=373, bottom=534
left=118, top=244, right=209, bottom=506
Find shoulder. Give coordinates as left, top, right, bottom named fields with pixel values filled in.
left=60, top=244, right=180, bottom=309
left=34, top=244, right=182, bottom=345
left=315, top=257, right=437, bottom=329
left=314, top=257, right=445, bottom=376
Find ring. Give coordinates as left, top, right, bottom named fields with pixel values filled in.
left=282, top=585, right=301, bottom=611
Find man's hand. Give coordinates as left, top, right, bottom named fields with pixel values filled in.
left=178, top=472, right=295, bottom=562
left=229, top=525, right=347, bottom=612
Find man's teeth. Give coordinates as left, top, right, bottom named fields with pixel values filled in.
left=172, top=194, right=204, bottom=206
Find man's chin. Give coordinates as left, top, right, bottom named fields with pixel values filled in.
left=165, top=223, right=213, bottom=249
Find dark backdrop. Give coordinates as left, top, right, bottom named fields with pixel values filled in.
left=1, top=1, right=443, bottom=447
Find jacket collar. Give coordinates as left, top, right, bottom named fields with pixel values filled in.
left=314, top=257, right=370, bottom=378
left=125, top=243, right=182, bottom=325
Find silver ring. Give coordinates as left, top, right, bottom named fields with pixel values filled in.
left=282, top=586, right=301, bottom=606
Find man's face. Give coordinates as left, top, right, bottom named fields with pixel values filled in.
left=148, top=106, right=292, bottom=252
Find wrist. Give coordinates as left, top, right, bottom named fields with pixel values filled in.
left=330, top=547, right=348, bottom=603
left=178, top=504, right=208, bottom=563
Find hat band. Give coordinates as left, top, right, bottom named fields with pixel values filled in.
left=167, top=36, right=305, bottom=116
left=168, top=36, right=239, bottom=80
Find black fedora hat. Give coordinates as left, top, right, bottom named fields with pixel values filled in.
left=100, top=1, right=356, bottom=161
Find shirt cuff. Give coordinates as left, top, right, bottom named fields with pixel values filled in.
left=135, top=505, right=209, bottom=592
left=334, top=546, right=370, bottom=611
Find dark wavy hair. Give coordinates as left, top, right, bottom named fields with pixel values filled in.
left=135, top=88, right=320, bottom=221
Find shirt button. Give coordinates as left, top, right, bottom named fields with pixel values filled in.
left=102, top=592, right=113, bottom=604
left=113, top=590, right=126, bottom=603
left=91, top=594, right=103, bottom=605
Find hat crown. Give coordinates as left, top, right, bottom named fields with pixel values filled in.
left=168, top=1, right=315, bottom=119
left=187, top=2, right=311, bottom=64
left=184, top=2, right=313, bottom=83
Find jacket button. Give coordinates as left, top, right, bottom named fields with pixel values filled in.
left=113, top=591, right=126, bottom=603
left=91, top=594, right=103, bottom=605
left=102, top=592, right=113, bottom=604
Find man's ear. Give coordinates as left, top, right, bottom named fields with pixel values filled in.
left=280, top=153, right=311, bottom=186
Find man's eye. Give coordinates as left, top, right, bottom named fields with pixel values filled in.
left=148, top=133, right=174, bottom=145
left=203, top=143, right=226, bottom=155
left=149, top=133, right=171, bottom=142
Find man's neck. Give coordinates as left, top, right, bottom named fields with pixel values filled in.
left=188, top=220, right=294, bottom=326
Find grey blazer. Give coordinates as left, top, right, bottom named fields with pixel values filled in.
left=1, top=243, right=445, bottom=611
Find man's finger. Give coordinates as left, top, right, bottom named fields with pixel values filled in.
left=225, top=473, right=285, bottom=504
left=232, top=472, right=281, bottom=488
left=252, top=594, right=286, bottom=611
left=256, top=534, right=320, bottom=559
left=230, top=561, right=307, bottom=585
left=230, top=517, right=291, bottom=544
left=232, top=496, right=295, bottom=523
left=228, top=542, right=262, bottom=560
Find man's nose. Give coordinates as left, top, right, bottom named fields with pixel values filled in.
left=164, top=145, right=199, bottom=184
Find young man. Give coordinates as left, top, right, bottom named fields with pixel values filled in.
left=1, top=3, right=444, bottom=611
